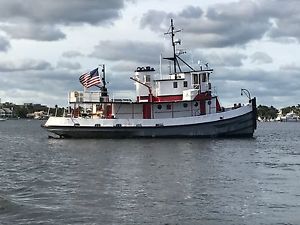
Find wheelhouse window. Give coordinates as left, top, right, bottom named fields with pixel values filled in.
left=173, top=82, right=178, bottom=88
left=193, top=74, right=199, bottom=84
left=183, top=81, right=188, bottom=87
left=145, top=75, right=151, bottom=83
left=202, top=73, right=207, bottom=82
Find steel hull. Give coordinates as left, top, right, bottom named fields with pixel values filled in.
left=44, top=98, right=257, bottom=139
left=44, top=112, right=256, bottom=139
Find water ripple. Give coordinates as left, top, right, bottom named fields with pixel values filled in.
left=0, top=121, right=300, bottom=224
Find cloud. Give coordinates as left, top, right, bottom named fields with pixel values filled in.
left=140, top=6, right=203, bottom=31
left=212, top=67, right=300, bottom=107
left=279, top=63, right=300, bottom=71
left=0, top=59, right=52, bottom=72
left=62, top=51, right=84, bottom=58
left=0, top=68, right=82, bottom=106
left=0, top=0, right=130, bottom=41
left=140, top=1, right=272, bottom=48
left=140, top=10, right=170, bottom=32
left=179, top=6, right=203, bottom=19
left=250, top=52, right=273, bottom=64
left=0, top=0, right=124, bottom=25
left=0, top=24, right=66, bottom=41
left=0, top=36, right=10, bottom=52
left=261, top=0, right=300, bottom=42
left=91, top=40, right=164, bottom=65
left=56, top=61, right=81, bottom=70
left=140, top=0, right=300, bottom=48
left=190, top=51, right=247, bottom=67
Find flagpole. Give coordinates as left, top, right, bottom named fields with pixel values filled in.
left=101, top=64, right=106, bottom=88
left=101, top=64, right=108, bottom=97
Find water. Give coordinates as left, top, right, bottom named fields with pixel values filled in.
left=0, top=120, right=300, bottom=225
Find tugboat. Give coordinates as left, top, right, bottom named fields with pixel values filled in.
left=43, top=19, right=257, bottom=138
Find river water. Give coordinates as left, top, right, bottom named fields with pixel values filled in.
left=0, top=120, right=299, bottom=225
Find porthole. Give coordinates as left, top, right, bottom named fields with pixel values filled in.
left=157, top=105, right=162, bottom=110
left=183, top=103, right=188, bottom=108
left=194, top=102, right=199, bottom=107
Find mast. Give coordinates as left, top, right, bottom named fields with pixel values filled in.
left=164, top=19, right=197, bottom=77
left=171, top=19, right=177, bottom=74
left=164, top=19, right=182, bottom=77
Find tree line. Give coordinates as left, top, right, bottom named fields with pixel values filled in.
left=1, top=102, right=65, bottom=118
left=257, top=104, right=300, bottom=120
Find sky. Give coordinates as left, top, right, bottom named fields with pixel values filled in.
left=0, top=0, right=300, bottom=108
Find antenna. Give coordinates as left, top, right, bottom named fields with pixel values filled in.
left=160, top=53, right=162, bottom=79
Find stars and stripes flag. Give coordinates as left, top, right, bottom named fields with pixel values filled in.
left=79, top=68, right=101, bottom=88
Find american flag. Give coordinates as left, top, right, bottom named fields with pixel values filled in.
left=79, top=68, right=101, bottom=88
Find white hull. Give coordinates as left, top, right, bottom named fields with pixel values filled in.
left=43, top=99, right=257, bottom=138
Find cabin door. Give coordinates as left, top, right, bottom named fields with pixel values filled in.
left=143, top=103, right=152, bottom=119
left=200, top=101, right=206, bottom=115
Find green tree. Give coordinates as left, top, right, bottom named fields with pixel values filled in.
left=13, top=105, right=29, bottom=118
left=257, top=105, right=278, bottom=120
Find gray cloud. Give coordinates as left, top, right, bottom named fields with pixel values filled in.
left=179, top=6, right=203, bottom=19
left=91, top=40, right=164, bottom=65
left=0, top=24, right=65, bottom=41
left=279, top=63, right=300, bottom=71
left=190, top=51, right=247, bottom=68
left=140, top=1, right=271, bottom=48
left=261, top=0, right=300, bottom=42
left=140, top=0, right=300, bottom=48
left=0, top=69, right=82, bottom=106
left=140, top=6, right=203, bottom=32
left=140, top=10, right=170, bottom=32
left=56, top=61, right=82, bottom=70
left=212, top=67, right=300, bottom=107
left=0, top=0, right=129, bottom=41
left=0, top=0, right=124, bottom=25
left=62, top=51, right=84, bottom=58
left=0, top=59, right=52, bottom=72
left=0, top=36, right=10, bottom=52
left=250, top=52, right=273, bottom=64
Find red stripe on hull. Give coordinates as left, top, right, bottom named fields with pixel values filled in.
left=153, top=95, right=183, bottom=102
